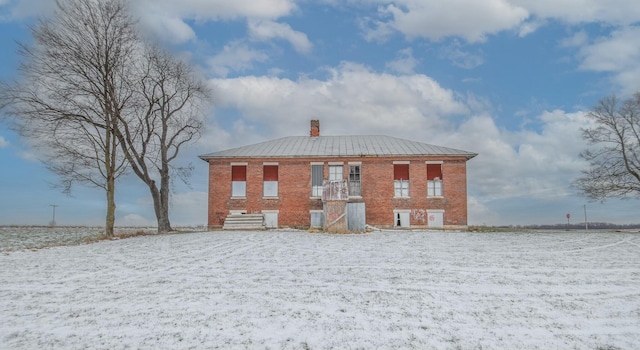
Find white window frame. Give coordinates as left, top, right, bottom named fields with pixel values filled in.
left=329, top=164, right=343, bottom=181
left=263, top=162, right=279, bottom=198
left=263, top=181, right=278, bottom=198
left=231, top=181, right=246, bottom=197
left=231, top=163, right=247, bottom=198
left=348, top=163, right=362, bottom=197
left=393, top=161, right=410, bottom=198
left=310, top=210, right=324, bottom=228
left=426, top=161, right=443, bottom=198
left=427, top=179, right=443, bottom=197
left=394, top=179, right=409, bottom=197
left=311, top=163, right=323, bottom=197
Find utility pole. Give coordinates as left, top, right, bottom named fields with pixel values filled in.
left=584, top=205, right=588, bottom=230
left=50, top=204, right=58, bottom=227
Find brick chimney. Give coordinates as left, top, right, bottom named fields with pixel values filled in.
left=310, top=119, right=320, bottom=137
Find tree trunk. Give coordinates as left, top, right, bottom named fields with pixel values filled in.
left=105, top=173, right=116, bottom=238
left=158, top=165, right=172, bottom=233
left=149, top=178, right=172, bottom=233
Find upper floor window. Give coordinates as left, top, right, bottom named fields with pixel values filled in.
left=311, top=164, right=323, bottom=197
left=427, top=163, right=443, bottom=197
left=231, top=165, right=247, bottom=197
left=329, top=165, right=343, bottom=181
left=394, top=163, right=410, bottom=197
left=263, top=165, right=278, bottom=197
left=348, top=164, right=361, bottom=196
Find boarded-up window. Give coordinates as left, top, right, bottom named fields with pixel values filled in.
left=311, top=164, right=323, bottom=197
left=394, top=164, right=409, bottom=180
left=231, top=165, right=246, bottom=197
left=263, top=165, right=278, bottom=197
left=427, top=163, right=443, bottom=197
left=427, top=164, right=442, bottom=180
left=394, top=164, right=409, bottom=197
left=232, top=165, right=246, bottom=181
left=263, top=165, right=278, bottom=181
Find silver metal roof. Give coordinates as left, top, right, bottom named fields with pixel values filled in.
left=199, top=135, right=477, bottom=160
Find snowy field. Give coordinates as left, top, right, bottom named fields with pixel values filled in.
left=1, top=230, right=639, bottom=349
left=0, top=226, right=203, bottom=252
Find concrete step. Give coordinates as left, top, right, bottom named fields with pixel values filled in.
left=223, top=214, right=266, bottom=230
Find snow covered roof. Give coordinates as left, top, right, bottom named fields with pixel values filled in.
left=199, top=135, right=477, bottom=160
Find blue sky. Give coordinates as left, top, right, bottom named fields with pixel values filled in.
left=1, top=0, right=640, bottom=227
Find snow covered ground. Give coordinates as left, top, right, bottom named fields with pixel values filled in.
left=1, top=229, right=639, bottom=349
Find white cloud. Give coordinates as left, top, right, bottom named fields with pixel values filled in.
left=358, top=0, right=640, bottom=43
left=518, top=18, right=546, bottom=37
left=136, top=9, right=196, bottom=44
left=118, top=213, right=155, bottom=227
left=207, top=62, right=468, bottom=148
left=467, top=196, right=500, bottom=226
left=577, top=26, right=640, bottom=94
left=169, top=191, right=208, bottom=226
left=248, top=20, right=312, bottom=54
left=440, top=110, right=590, bottom=202
left=560, top=30, right=589, bottom=48
left=438, top=41, right=484, bottom=69
left=0, top=135, right=8, bottom=148
left=385, top=48, right=419, bottom=74
left=208, top=41, right=270, bottom=77
left=0, top=0, right=54, bottom=20
left=364, top=0, right=529, bottom=42
left=133, top=0, right=296, bottom=44
left=513, top=0, right=640, bottom=26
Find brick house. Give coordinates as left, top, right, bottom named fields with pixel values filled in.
left=199, top=120, right=477, bottom=230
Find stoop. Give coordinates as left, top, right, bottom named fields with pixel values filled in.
left=222, top=214, right=266, bottom=230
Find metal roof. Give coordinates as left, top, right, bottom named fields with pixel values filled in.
left=199, top=135, right=477, bottom=160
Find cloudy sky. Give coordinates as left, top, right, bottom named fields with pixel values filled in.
left=1, top=0, right=639, bottom=227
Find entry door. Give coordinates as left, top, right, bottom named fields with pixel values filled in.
left=347, top=203, right=366, bottom=232
left=263, top=212, right=278, bottom=228
left=428, top=211, right=444, bottom=228
left=395, top=211, right=410, bottom=228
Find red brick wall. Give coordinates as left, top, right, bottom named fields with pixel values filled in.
left=207, top=156, right=470, bottom=229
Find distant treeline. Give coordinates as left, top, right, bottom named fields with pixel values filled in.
left=501, top=222, right=640, bottom=230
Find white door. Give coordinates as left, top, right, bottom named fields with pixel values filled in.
left=263, top=212, right=278, bottom=228
left=395, top=211, right=410, bottom=228
left=428, top=211, right=444, bottom=228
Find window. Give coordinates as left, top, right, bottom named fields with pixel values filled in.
left=348, top=165, right=361, bottom=196
left=310, top=210, right=324, bottom=228
left=427, top=163, right=443, bottom=197
left=394, top=163, right=410, bottom=197
left=311, top=164, right=323, bottom=197
left=231, top=165, right=246, bottom=197
left=329, top=165, right=343, bottom=181
left=263, top=165, right=278, bottom=197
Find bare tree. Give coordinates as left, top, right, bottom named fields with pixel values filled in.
left=0, top=0, right=137, bottom=237
left=575, top=93, right=640, bottom=200
left=117, top=45, right=210, bottom=233
left=1, top=0, right=211, bottom=234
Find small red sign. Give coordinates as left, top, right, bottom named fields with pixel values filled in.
left=566, top=213, right=571, bottom=219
